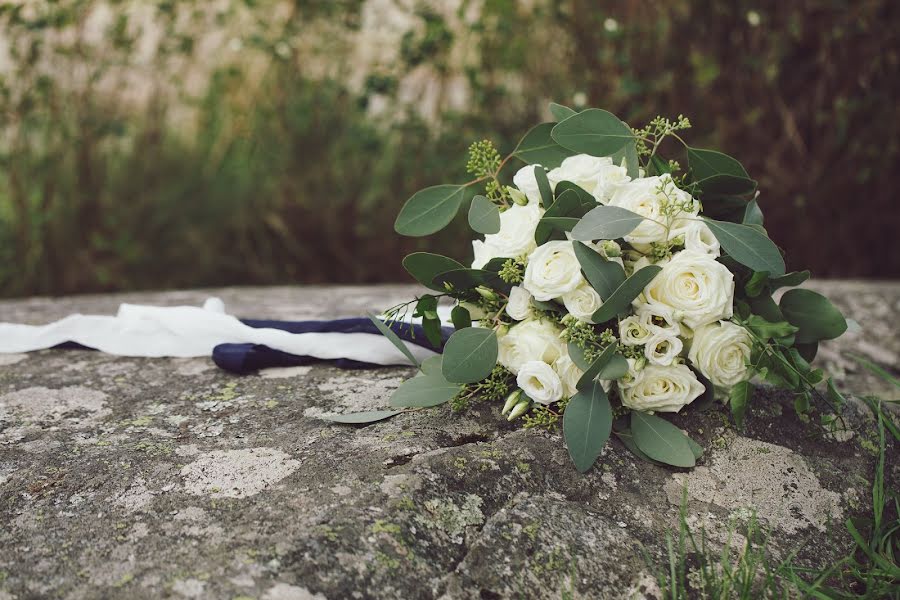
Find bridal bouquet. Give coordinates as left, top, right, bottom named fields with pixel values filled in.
left=354, top=104, right=848, bottom=472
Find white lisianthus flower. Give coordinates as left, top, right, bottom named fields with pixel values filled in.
left=643, top=332, right=683, bottom=366
left=512, top=164, right=544, bottom=206
left=688, top=321, right=753, bottom=390
left=547, top=154, right=631, bottom=204
left=506, top=286, right=533, bottom=321
left=636, top=303, right=685, bottom=337
left=619, top=363, right=705, bottom=413
left=497, top=319, right=566, bottom=374
left=619, top=315, right=653, bottom=346
left=522, top=241, right=584, bottom=301
left=643, top=250, right=735, bottom=330
left=683, top=220, right=721, bottom=257
left=471, top=203, right=542, bottom=269
left=517, top=360, right=564, bottom=405
left=607, top=174, right=699, bottom=245
left=561, top=283, right=603, bottom=322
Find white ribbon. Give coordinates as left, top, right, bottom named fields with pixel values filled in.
left=0, top=298, right=441, bottom=365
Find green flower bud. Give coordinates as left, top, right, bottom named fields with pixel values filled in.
left=600, top=240, right=622, bottom=258
left=501, top=389, right=523, bottom=415
left=507, top=399, right=531, bottom=421
left=475, top=286, right=498, bottom=301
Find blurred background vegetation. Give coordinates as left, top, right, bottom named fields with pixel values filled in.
left=0, top=0, right=897, bottom=298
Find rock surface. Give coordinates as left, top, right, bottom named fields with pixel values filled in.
left=0, top=283, right=897, bottom=599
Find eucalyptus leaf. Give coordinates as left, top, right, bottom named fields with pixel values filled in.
left=686, top=436, right=704, bottom=460
left=535, top=189, right=582, bottom=245
left=432, top=268, right=504, bottom=291
left=611, top=140, right=640, bottom=178
left=704, top=218, right=786, bottom=276
left=615, top=429, right=659, bottom=464
left=768, top=270, right=810, bottom=291
left=512, top=123, right=573, bottom=169
left=319, top=410, right=402, bottom=424
left=729, top=381, right=752, bottom=429
left=743, top=198, right=764, bottom=226
left=450, top=305, right=472, bottom=330
left=597, top=353, right=629, bottom=380
left=551, top=109, right=635, bottom=156
left=564, top=381, right=613, bottom=473
left=571, top=205, right=645, bottom=241
left=549, top=102, right=577, bottom=121
left=441, top=327, right=499, bottom=384
left=534, top=165, right=553, bottom=208
left=537, top=216, right=579, bottom=233
left=567, top=343, right=591, bottom=371
left=554, top=181, right=596, bottom=210
left=590, top=266, right=662, bottom=324
left=779, top=289, right=847, bottom=343
left=403, top=253, right=465, bottom=291
left=420, top=355, right=443, bottom=376
left=468, top=195, right=501, bottom=234
left=573, top=241, right=626, bottom=300
left=394, top=184, right=467, bottom=237
left=695, top=174, right=757, bottom=197
left=367, top=312, right=420, bottom=367
left=390, top=374, right=461, bottom=408
left=648, top=154, right=672, bottom=176
left=687, top=147, right=749, bottom=180
left=576, top=343, right=617, bottom=391
left=631, top=412, right=696, bottom=468
left=795, top=342, right=818, bottom=363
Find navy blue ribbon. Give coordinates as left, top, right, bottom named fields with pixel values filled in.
left=212, top=318, right=452, bottom=374
left=52, top=317, right=452, bottom=375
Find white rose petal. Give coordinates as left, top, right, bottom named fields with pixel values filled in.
left=522, top=241, right=585, bottom=301
left=619, top=315, right=653, bottom=346
left=643, top=250, right=735, bottom=330
left=683, top=221, right=721, bottom=257
left=547, top=154, right=629, bottom=204
left=643, top=332, right=683, bottom=366
left=688, top=321, right=753, bottom=391
left=470, top=203, right=542, bottom=269
left=512, top=165, right=544, bottom=206
left=562, top=283, right=603, bottom=323
left=506, top=286, right=533, bottom=321
left=618, top=363, right=705, bottom=413
left=497, top=319, right=566, bottom=374
left=607, top=174, right=698, bottom=245
left=552, top=354, right=583, bottom=399
left=517, top=360, right=564, bottom=405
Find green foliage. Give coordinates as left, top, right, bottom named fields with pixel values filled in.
left=551, top=109, right=635, bottom=156
left=590, top=266, right=662, bottom=324
left=367, top=312, right=420, bottom=367
left=631, top=412, right=696, bottom=468
left=570, top=206, right=645, bottom=242
left=563, top=380, right=612, bottom=473
left=779, top=288, right=848, bottom=343
left=389, top=373, right=461, bottom=408
left=394, top=185, right=469, bottom=237
left=402, top=253, right=465, bottom=291
left=704, top=219, right=786, bottom=276
left=319, top=410, right=402, bottom=424
left=467, top=195, right=501, bottom=234
left=450, top=364, right=514, bottom=412
left=441, top=327, right=498, bottom=384
left=512, top=123, right=573, bottom=170
left=572, top=241, right=626, bottom=300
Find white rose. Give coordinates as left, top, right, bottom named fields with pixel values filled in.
left=546, top=154, right=630, bottom=204
left=497, top=319, right=566, bottom=374
left=688, top=321, right=753, bottom=390
left=470, top=203, right=542, bottom=269
left=607, top=175, right=698, bottom=245
left=619, top=315, right=653, bottom=346
left=561, top=283, right=603, bottom=322
left=643, top=250, right=735, bottom=330
left=517, top=360, right=564, bottom=405
left=683, top=221, right=721, bottom=257
left=643, top=332, right=683, bottom=366
left=512, top=165, right=544, bottom=206
left=506, top=286, right=533, bottom=321
left=618, top=363, right=705, bottom=413
left=522, top=241, right=584, bottom=301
